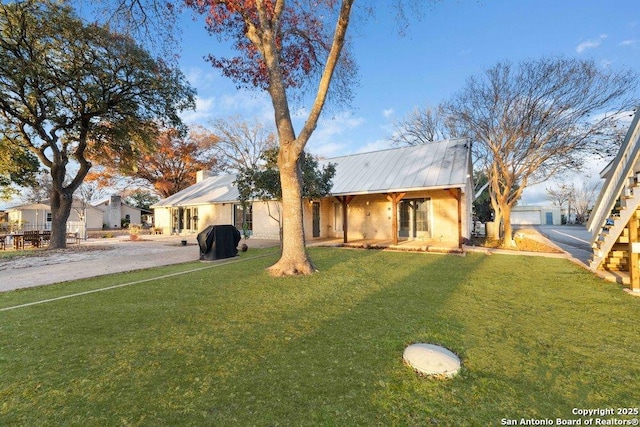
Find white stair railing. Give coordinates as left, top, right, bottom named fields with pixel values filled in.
left=587, top=109, right=640, bottom=248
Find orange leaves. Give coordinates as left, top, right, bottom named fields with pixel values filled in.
left=86, top=126, right=219, bottom=198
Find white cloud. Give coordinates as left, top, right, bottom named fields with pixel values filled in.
left=184, top=66, right=217, bottom=90
left=180, top=96, right=216, bottom=124
left=383, top=108, right=394, bottom=118
left=576, top=34, right=608, bottom=53
left=311, top=142, right=347, bottom=158
left=356, top=138, right=394, bottom=154
left=620, top=39, right=638, bottom=47
left=305, top=111, right=365, bottom=157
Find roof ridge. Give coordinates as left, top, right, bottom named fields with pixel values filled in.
left=322, top=138, right=468, bottom=161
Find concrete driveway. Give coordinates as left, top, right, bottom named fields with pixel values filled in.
left=0, top=235, right=279, bottom=292
left=533, top=225, right=593, bottom=266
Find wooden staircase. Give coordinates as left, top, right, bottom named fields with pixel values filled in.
left=587, top=109, right=640, bottom=291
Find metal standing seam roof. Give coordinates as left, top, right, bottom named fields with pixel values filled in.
left=322, top=138, right=470, bottom=196
left=152, top=173, right=240, bottom=207
left=152, top=138, right=471, bottom=207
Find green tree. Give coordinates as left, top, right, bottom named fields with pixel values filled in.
left=0, top=139, right=39, bottom=199
left=236, top=148, right=336, bottom=245
left=0, top=0, right=194, bottom=248
left=472, top=172, right=493, bottom=224
left=125, top=190, right=160, bottom=210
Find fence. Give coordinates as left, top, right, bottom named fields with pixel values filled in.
left=1, top=221, right=87, bottom=240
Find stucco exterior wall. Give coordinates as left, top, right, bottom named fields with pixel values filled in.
left=429, top=189, right=461, bottom=244
left=317, top=189, right=469, bottom=246
left=152, top=188, right=470, bottom=247
left=121, top=205, right=142, bottom=226
left=154, top=208, right=172, bottom=233
left=251, top=202, right=281, bottom=240
left=197, top=204, right=232, bottom=231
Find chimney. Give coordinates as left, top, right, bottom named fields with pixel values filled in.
left=108, top=195, right=122, bottom=229
left=196, top=170, right=213, bottom=183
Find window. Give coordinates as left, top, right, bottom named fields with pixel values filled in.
left=234, top=204, right=253, bottom=234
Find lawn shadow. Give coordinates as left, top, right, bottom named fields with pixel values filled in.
left=3, top=249, right=639, bottom=425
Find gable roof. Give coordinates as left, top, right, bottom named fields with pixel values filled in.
left=152, top=138, right=471, bottom=208
left=153, top=173, right=240, bottom=207
left=324, top=138, right=470, bottom=196
left=7, top=199, right=103, bottom=213
left=92, top=196, right=144, bottom=212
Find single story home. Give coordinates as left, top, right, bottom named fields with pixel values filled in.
left=152, top=139, right=474, bottom=248
left=92, top=195, right=146, bottom=229
left=5, top=200, right=103, bottom=236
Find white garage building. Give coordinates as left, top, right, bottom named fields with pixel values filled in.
left=511, top=205, right=561, bottom=225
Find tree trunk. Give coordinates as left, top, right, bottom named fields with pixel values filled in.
left=490, top=210, right=502, bottom=241
left=501, top=203, right=516, bottom=247
left=49, top=189, right=74, bottom=249
left=488, top=191, right=502, bottom=241
left=267, top=147, right=315, bottom=276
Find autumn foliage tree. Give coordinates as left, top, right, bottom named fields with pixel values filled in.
left=92, top=127, right=219, bottom=198
left=183, top=0, right=357, bottom=275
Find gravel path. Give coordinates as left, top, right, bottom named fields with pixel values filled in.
left=1, top=235, right=280, bottom=292
left=0, top=236, right=202, bottom=292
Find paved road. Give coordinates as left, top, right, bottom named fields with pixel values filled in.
left=533, top=225, right=593, bottom=266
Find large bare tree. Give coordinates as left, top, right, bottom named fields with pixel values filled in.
left=391, top=106, right=452, bottom=146
left=442, top=57, right=638, bottom=245
left=210, top=116, right=277, bottom=172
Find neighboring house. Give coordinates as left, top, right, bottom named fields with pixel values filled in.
left=153, top=139, right=474, bottom=248
left=587, top=108, right=640, bottom=292
left=511, top=205, right=561, bottom=225
left=92, top=195, right=144, bottom=229
left=5, top=200, right=103, bottom=236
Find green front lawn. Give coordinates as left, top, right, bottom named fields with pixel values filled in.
left=1, top=248, right=639, bottom=425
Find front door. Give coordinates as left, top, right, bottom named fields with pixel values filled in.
left=312, top=202, right=321, bottom=238
left=545, top=212, right=553, bottom=225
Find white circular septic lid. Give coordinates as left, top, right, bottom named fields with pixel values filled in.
left=403, top=343, right=461, bottom=378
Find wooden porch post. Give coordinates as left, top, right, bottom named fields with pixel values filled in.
left=386, top=192, right=406, bottom=245
left=457, top=188, right=463, bottom=248
left=447, top=188, right=464, bottom=248
left=335, top=196, right=354, bottom=243
left=629, top=210, right=640, bottom=292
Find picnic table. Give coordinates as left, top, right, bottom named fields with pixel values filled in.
left=1, top=231, right=52, bottom=250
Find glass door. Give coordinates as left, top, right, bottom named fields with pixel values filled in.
left=398, top=198, right=431, bottom=239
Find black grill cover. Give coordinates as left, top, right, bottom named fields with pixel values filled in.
left=197, top=225, right=241, bottom=260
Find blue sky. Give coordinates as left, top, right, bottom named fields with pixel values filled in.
left=2, top=1, right=637, bottom=209
left=175, top=0, right=640, bottom=203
